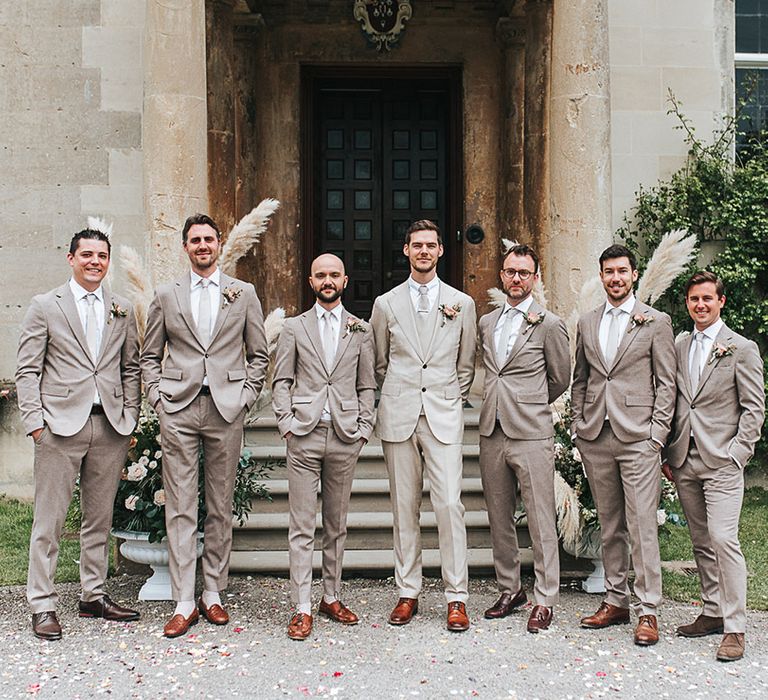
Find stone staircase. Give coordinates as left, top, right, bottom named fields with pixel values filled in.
left=230, top=397, right=536, bottom=575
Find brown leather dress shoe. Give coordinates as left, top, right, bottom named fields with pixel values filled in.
left=389, top=597, right=418, bottom=626
left=484, top=589, right=528, bottom=620
left=580, top=602, right=631, bottom=629
left=198, top=598, right=229, bottom=625
left=676, top=614, right=724, bottom=638
left=32, top=611, right=62, bottom=641
left=446, top=602, right=470, bottom=632
left=716, top=633, right=745, bottom=662
left=163, top=609, right=199, bottom=638
left=319, top=599, right=359, bottom=625
left=634, top=614, right=659, bottom=646
left=287, top=613, right=313, bottom=640
left=526, top=605, right=553, bottom=633
left=79, top=595, right=140, bottom=622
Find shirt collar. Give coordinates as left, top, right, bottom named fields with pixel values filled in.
left=408, top=275, right=439, bottom=293
left=69, top=278, right=103, bottom=303
left=503, top=295, right=533, bottom=316
left=191, top=267, right=221, bottom=289
left=697, top=318, right=723, bottom=341
left=315, top=302, right=343, bottom=321
left=604, top=293, right=635, bottom=317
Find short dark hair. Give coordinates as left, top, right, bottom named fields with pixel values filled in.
left=599, top=244, right=637, bottom=271
left=182, top=213, right=221, bottom=243
left=69, top=229, right=111, bottom=256
left=405, top=219, right=442, bottom=246
left=685, top=270, right=724, bottom=298
left=502, top=244, right=539, bottom=274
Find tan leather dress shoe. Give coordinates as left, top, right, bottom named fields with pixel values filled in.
left=526, top=605, right=553, bottom=633
left=580, top=602, right=631, bottom=629
left=288, top=613, right=313, bottom=640
left=319, top=599, right=359, bottom=625
left=163, top=609, right=199, bottom=638
left=198, top=598, right=229, bottom=625
left=484, top=589, right=528, bottom=620
left=389, top=598, right=418, bottom=626
left=32, top=611, right=62, bottom=641
left=716, top=632, right=745, bottom=662
left=446, top=602, right=470, bottom=632
left=676, top=614, right=723, bottom=638
left=634, top=614, right=659, bottom=646
left=79, top=595, right=140, bottom=622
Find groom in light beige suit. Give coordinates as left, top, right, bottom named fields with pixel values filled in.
left=272, top=253, right=376, bottom=641
left=478, top=244, right=570, bottom=633
left=16, top=228, right=141, bottom=640
left=142, top=213, right=269, bottom=638
left=663, top=271, right=765, bottom=662
left=572, top=244, right=676, bottom=646
left=371, top=220, right=476, bottom=632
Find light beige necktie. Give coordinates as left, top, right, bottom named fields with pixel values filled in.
left=198, top=278, right=211, bottom=345
left=323, top=311, right=336, bottom=370
left=417, top=285, right=430, bottom=313
left=497, top=307, right=517, bottom=365
left=85, top=293, right=99, bottom=361
left=604, top=307, right=622, bottom=366
left=690, top=331, right=704, bottom=392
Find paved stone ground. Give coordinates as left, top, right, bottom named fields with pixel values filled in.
left=1, top=575, right=766, bottom=699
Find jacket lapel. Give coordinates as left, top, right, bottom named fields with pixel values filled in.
left=96, top=286, right=116, bottom=364
left=55, top=284, right=93, bottom=364
left=208, top=273, right=233, bottom=345
left=503, top=300, right=541, bottom=368
left=679, top=332, right=694, bottom=400
left=173, top=275, right=205, bottom=348
left=610, top=300, right=642, bottom=370
left=300, top=310, right=328, bottom=372
left=330, top=309, right=355, bottom=374
left=588, top=305, right=608, bottom=372
left=694, top=325, right=731, bottom=398
left=485, top=307, right=504, bottom=372
left=391, top=282, right=424, bottom=360
left=421, top=282, right=446, bottom=364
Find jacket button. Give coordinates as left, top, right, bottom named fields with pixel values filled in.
left=607, top=376, right=612, bottom=381
left=422, top=364, right=427, bottom=369
left=421, top=387, right=426, bottom=392
left=328, top=381, right=332, bottom=386
left=94, top=371, right=98, bottom=376
left=204, top=353, right=209, bottom=358
left=498, top=372, right=504, bottom=377
left=691, top=404, right=695, bottom=409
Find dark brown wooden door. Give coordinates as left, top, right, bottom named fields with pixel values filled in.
left=306, top=73, right=460, bottom=320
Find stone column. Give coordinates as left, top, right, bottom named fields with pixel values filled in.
left=143, top=0, right=209, bottom=285
left=496, top=16, right=527, bottom=246
left=547, top=0, right=612, bottom=317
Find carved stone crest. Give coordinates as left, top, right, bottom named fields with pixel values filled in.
left=353, top=1, right=412, bottom=52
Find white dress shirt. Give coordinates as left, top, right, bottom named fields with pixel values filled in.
left=407, top=275, right=439, bottom=313
left=598, top=294, right=635, bottom=359
left=190, top=268, right=221, bottom=385
left=69, top=278, right=104, bottom=404
left=493, top=295, right=533, bottom=362
left=315, top=302, right=343, bottom=421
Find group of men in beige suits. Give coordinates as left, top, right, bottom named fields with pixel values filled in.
left=16, top=219, right=764, bottom=660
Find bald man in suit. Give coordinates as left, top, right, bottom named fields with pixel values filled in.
left=16, top=228, right=141, bottom=640
left=272, top=253, right=375, bottom=640
left=664, top=271, right=765, bottom=662
left=572, top=244, right=676, bottom=646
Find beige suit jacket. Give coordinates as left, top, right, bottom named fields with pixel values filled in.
left=478, top=301, right=570, bottom=438
left=16, top=283, right=141, bottom=437
left=271, top=308, right=376, bottom=443
left=141, top=271, right=269, bottom=424
left=666, top=324, right=765, bottom=468
left=571, top=300, right=676, bottom=444
left=371, top=279, right=476, bottom=444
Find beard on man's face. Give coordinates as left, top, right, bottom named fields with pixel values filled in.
left=313, top=285, right=343, bottom=303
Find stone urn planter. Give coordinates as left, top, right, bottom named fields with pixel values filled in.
left=114, top=529, right=204, bottom=601
left=562, top=525, right=605, bottom=594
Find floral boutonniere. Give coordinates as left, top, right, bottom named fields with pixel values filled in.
left=108, top=302, right=128, bottom=324
left=522, top=311, right=545, bottom=334
left=628, top=313, right=654, bottom=332
left=708, top=343, right=736, bottom=365
left=438, top=303, right=461, bottom=327
left=221, top=286, right=242, bottom=309
left=342, top=317, right=366, bottom=338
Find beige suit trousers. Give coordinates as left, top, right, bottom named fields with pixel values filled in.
left=480, top=430, right=560, bottom=606
left=27, top=415, right=129, bottom=613
left=578, top=422, right=662, bottom=615
left=286, top=423, right=361, bottom=604
left=159, top=395, right=244, bottom=601
left=673, top=442, right=747, bottom=632
left=382, top=416, right=468, bottom=603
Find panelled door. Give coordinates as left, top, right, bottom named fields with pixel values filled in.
left=306, top=73, right=461, bottom=320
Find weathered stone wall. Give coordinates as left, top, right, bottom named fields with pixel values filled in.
left=0, top=1, right=146, bottom=495
left=608, top=0, right=734, bottom=233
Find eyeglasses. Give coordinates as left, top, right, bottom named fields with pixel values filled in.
left=501, top=268, right=534, bottom=280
